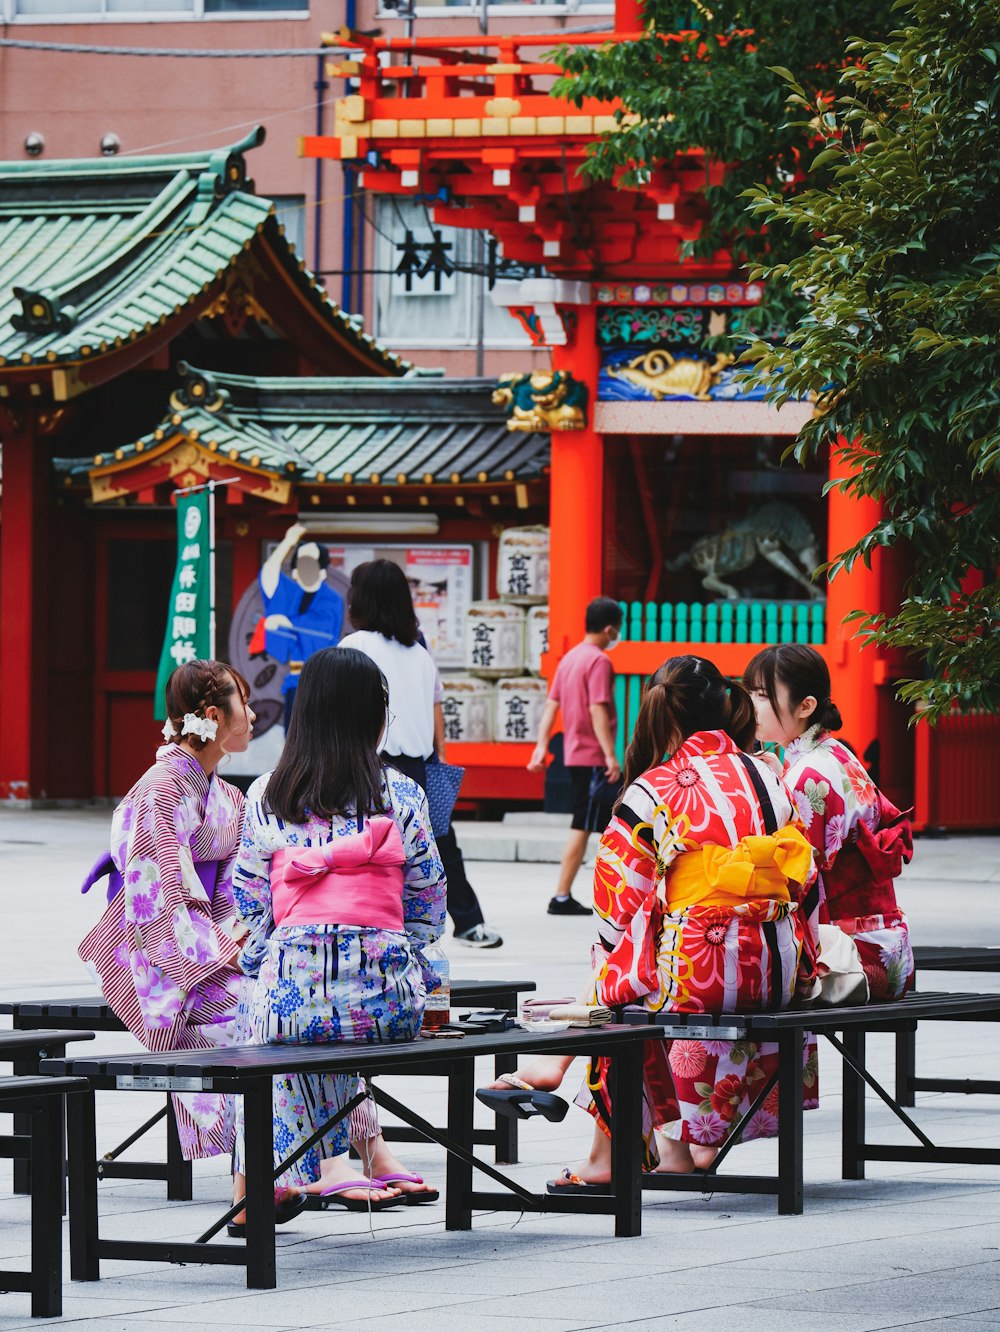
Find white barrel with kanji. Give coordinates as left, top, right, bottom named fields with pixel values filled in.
left=525, top=604, right=549, bottom=675
left=465, top=601, right=525, bottom=678
left=438, top=674, right=494, bottom=743
left=496, top=676, right=548, bottom=743
left=497, top=526, right=550, bottom=604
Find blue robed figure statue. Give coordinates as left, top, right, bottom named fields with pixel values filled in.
left=259, top=523, right=344, bottom=727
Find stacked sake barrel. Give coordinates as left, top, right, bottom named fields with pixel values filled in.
left=450, top=526, right=551, bottom=744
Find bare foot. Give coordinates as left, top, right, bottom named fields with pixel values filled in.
left=483, top=1054, right=573, bottom=1093
left=650, top=1131, right=695, bottom=1174
left=230, top=1181, right=300, bottom=1227
left=549, top=1157, right=612, bottom=1188
left=690, top=1144, right=720, bottom=1170
left=355, top=1136, right=437, bottom=1198
left=298, top=1156, right=401, bottom=1203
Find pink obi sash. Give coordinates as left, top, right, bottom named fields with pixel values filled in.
left=270, top=816, right=406, bottom=932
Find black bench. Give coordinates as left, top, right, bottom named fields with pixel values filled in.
left=895, top=947, right=1000, bottom=1104
left=43, top=1024, right=662, bottom=1290
left=0, top=1074, right=91, bottom=1318
left=2, top=977, right=536, bottom=1197
left=625, top=990, right=1000, bottom=1215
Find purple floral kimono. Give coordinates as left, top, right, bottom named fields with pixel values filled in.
left=79, top=744, right=245, bottom=1159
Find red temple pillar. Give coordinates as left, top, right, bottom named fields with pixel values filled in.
left=0, top=414, right=49, bottom=800
left=547, top=302, right=604, bottom=659
left=825, top=437, right=881, bottom=754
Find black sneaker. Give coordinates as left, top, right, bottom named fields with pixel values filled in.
left=547, top=896, right=592, bottom=917
left=454, top=924, right=504, bottom=948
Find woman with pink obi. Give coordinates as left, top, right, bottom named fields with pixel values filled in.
left=232, top=646, right=446, bottom=1210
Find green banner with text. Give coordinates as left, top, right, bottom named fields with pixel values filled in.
left=154, top=492, right=212, bottom=719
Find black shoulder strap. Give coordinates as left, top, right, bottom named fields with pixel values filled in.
left=737, top=751, right=778, bottom=835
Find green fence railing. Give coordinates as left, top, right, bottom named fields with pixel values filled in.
left=612, top=599, right=826, bottom=763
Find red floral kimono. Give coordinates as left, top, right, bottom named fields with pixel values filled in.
left=580, top=730, right=818, bottom=1153
left=783, top=726, right=914, bottom=1001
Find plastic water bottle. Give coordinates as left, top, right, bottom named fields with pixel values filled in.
left=422, top=941, right=450, bottom=1030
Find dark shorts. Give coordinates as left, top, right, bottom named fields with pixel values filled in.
left=569, top=765, right=622, bottom=834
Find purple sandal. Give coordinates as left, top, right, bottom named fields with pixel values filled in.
left=369, top=1172, right=440, bottom=1205
left=317, top=1178, right=406, bottom=1212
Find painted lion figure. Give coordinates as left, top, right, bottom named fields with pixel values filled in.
left=492, top=370, right=588, bottom=432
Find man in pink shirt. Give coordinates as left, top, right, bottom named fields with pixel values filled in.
left=528, top=597, right=623, bottom=915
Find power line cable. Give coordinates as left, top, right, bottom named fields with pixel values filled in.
left=0, top=36, right=346, bottom=56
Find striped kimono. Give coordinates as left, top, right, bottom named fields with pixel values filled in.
left=79, top=744, right=245, bottom=1159
left=581, top=729, right=818, bottom=1153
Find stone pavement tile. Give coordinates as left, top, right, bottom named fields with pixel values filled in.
left=899, top=1318, right=1000, bottom=1331
left=740, top=1264, right=1000, bottom=1319
left=614, top=1309, right=884, bottom=1332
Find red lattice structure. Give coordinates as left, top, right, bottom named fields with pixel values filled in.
left=302, top=29, right=730, bottom=281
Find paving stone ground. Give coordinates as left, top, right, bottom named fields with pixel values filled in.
left=0, top=808, right=998, bottom=1330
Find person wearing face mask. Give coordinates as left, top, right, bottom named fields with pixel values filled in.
left=744, top=644, right=915, bottom=1002
left=528, top=596, right=624, bottom=916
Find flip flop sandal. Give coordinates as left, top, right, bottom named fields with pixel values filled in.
left=369, top=1172, right=440, bottom=1205
left=476, top=1073, right=569, bottom=1123
left=317, top=1178, right=406, bottom=1212
left=545, top=1168, right=611, bottom=1196
left=226, top=1189, right=308, bottom=1237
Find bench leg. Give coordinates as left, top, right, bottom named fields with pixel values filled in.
left=777, top=1031, right=804, bottom=1215
left=244, top=1079, right=277, bottom=1291
left=30, top=1097, right=63, bottom=1318
left=12, top=1055, right=33, bottom=1195
left=609, top=1044, right=643, bottom=1238
left=841, top=1029, right=866, bottom=1180
left=166, top=1095, right=194, bottom=1201
left=492, top=1053, right=519, bottom=1165
left=895, top=1025, right=916, bottom=1108
left=445, top=1058, right=474, bottom=1232
left=67, top=1086, right=100, bottom=1282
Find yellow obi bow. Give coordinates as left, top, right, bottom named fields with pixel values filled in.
left=664, top=824, right=813, bottom=913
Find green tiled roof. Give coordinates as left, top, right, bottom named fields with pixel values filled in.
left=0, top=128, right=404, bottom=375
left=55, top=362, right=550, bottom=489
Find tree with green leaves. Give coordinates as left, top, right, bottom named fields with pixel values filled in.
left=555, top=2, right=896, bottom=332
left=743, top=0, right=1000, bottom=720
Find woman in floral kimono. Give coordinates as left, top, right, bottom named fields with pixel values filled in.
left=744, top=644, right=914, bottom=1000
left=80, top=660, right=257, bottom=1164
left=232, top=646, right=447, bottom=1209
left=543, top=656, right=817, bottom=1190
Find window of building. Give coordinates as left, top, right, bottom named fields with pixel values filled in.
left=272, top=196, right=307, bottom=259
left=380, top=1, right=612, bottom=15
left=373, top=197, right=535, bottom=349
left=5, top=0, right=304, bottom=20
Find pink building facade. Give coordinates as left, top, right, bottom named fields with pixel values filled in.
left=0, top=0, right=607, bottom=376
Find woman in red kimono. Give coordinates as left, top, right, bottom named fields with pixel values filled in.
left=548, top=655, right=817, bottom=1189
left=744, top=644, right=914, bottom=1001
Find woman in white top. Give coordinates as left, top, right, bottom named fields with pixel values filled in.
left=340, top=559, right=502, bottom=948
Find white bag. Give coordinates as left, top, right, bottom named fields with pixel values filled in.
left=805, top=924, right=870, bottom=1008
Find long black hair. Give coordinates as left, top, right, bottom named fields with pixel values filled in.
left=265, top=647, right=389, bottom=823
left=743, top=644, right=843, bottom=733
left=348, top=559, right=419, bottom=646
left=619, top=655, right=757, bottom=802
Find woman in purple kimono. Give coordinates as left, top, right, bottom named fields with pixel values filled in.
left=80, top=660, right=256, bottom=1160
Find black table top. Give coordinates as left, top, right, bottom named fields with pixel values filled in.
left=914, top=946, right=1000, bottom=970
left=41, top=1023, right=661, bottom=1088
left=624, top=989, right=1000, bottom=1036
left=0, top=977, right=536, bottom=1023
left=0, top=1028, right=95, bottom=1055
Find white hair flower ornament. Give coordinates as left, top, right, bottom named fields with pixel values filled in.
left=161, top=719, right=179, bottom=742
left=181, top=713, right=218, bottom=742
